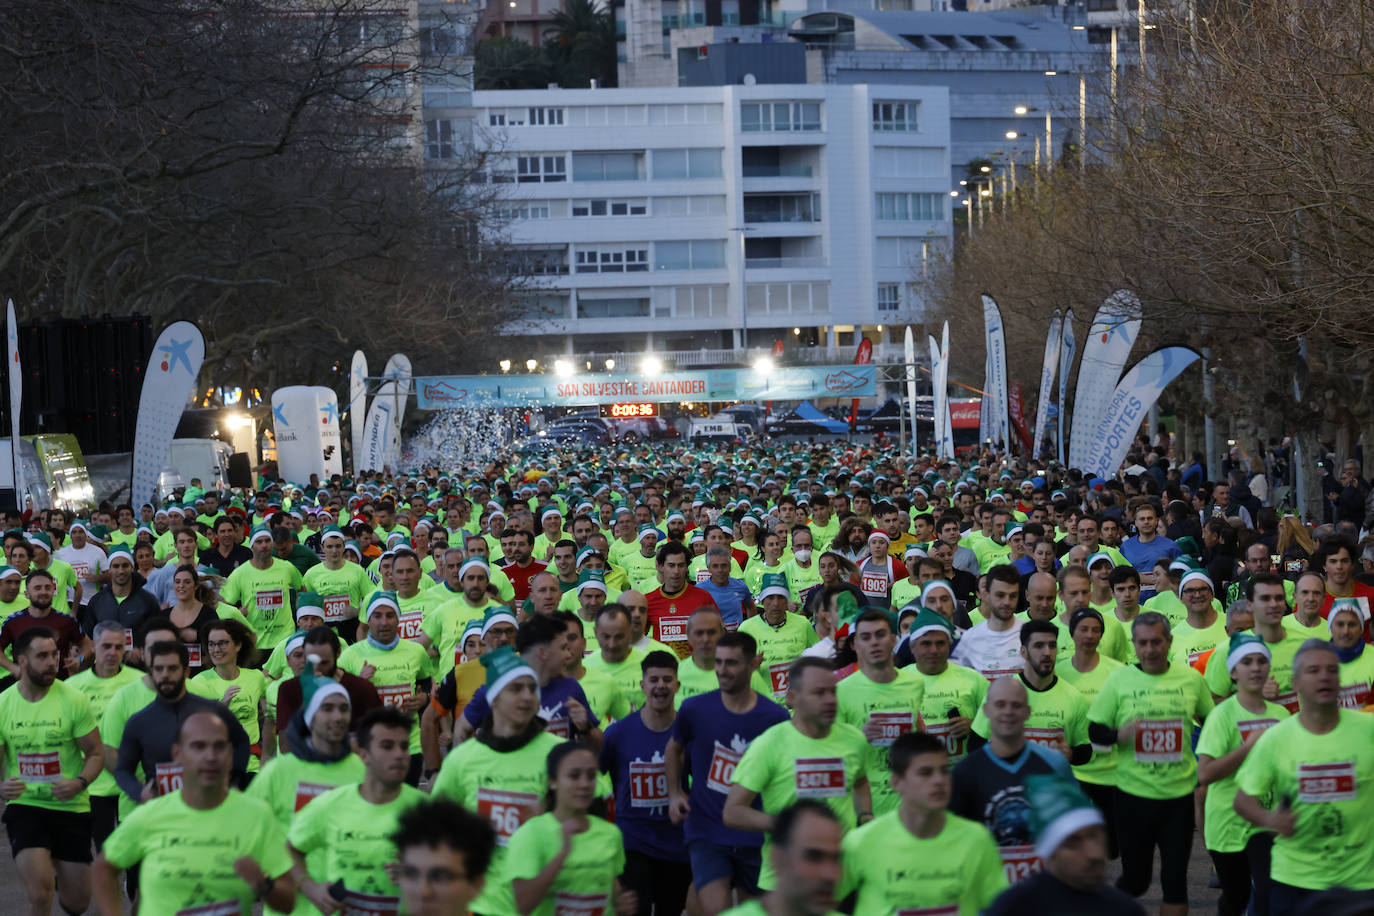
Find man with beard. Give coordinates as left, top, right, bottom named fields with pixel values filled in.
left=0, top=569, right=89, bottom=678
left=82, top=546, right=160, bottom=641
left=0, top=627, right=104, bottom=916
left=113, top=641, right=251, bottom=805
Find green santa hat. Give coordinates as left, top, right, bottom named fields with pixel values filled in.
left=320, top=524, right=345, bottom=543
left=1226, top=632, right=1271, bottom=674
left=758, top=572, right=790, bottom=601
left=1329, top=596, right=1369, bottom=626
left=107, top=544, right=133, bottom=563
left=0, top=565, right=21, bottom=581
left=577, top=568, right=607, bottom=595
left=249, top=524, right=273, bottom=545
left=1027, top=774, right=1105, bottom=860
left=283, top=629, right=309, bottom=658
left=906, top=608, right=955, bottom=643
left=300, top=667, right=350, bottom=726
left=296, top=592, right=325, bottom=623
left=481, top=646, right=538, bottom=703
left=920, top=579, right=956, bottom=608
left=480, top=606, right=519, bottom=639
left=637, top=524, right=659, bottom=543
left=460, top=617, right=484, bottom=646
left=366, top=590, right=400, bottom=619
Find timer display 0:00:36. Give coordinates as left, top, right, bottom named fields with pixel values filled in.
left=601, top=402, right=658, bottom=418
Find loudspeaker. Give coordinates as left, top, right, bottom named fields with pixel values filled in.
left=227, top=452, right=253, bottom=489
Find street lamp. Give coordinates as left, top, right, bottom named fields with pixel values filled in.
left=499, top=359, right=512, bottom=373
left=604, top=358, right=615, bottom=371
left=1005, top=131, right=1018, bottom=140
left=1014, top=105, right=1028, bottom=115
left=641, top=355, right=663, bottom=377
left=553, top=359, right=573, bottom=377
left=753, top=356, right=775, bottom=375
left=525, top=358, right=537, bottom=373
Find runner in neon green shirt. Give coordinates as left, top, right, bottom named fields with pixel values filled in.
left=586, top=605, right=648, bottom=712
left=432, top=645, right=562, bottom=916
left=724, top=658, right=871, bottom=890
left=94, top=711, right=295, bottom=914
left=288, top=708, right=424, bottom=914
left=508, top=743, right=631, bottom=916
left=100, top=618, right=178, bottom=820
left=738, top=587, right=819, bottom=701
left=1196, top=633, right=1289, bottom=914
left=189, top=618, right=268, bottom=772
left=1105, top=566, right=1144, bottom=665
left=905, top=610, right=986, bottom=764
left=1203, top=573, right=1304, bottom=708
left=422, top=556, right=505, bottom=676
left=1236, top=640, right=1374, bottom=897
left=261, top=595, right=325, bottom=680
left=1053, top=607, right=1124, bottom=855
left=67, top=620, right=141, bottom=848
left=560, top=610, right=630, bottom=725
left=1168, top=570, right=1227, bottom=673
left=840, top=731, right=1007, bottom=916
left=220, top=527, right=304, bottom=650
left=248, top=671, right=364, bottom=916
left=301, top=525, right=372, bottom=634
left=1087, top=611, right=1213, bottom=908
left=338, top=592, right=434, bottom=762
left=674, top=606, right=773, bottom=705
left=972, top=619, right=1090, bottom=765
left=836, top=609, right=925, bottom=815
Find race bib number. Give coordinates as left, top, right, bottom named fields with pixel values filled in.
left=1339, top=683, right=1373, bottom=709
left=707, top=741, right=742, bottom=794
left=341, top=890, right=400, bottom=916
left=923, top=720, right=968, bottom=758
left=794, top=757, right=846, bottom=798
left=398, top=611, right=424, bottom=641
left=377, top=684, right=411, bottom=709
left=999, top=844, right=1042, bottom=884
left=1275, top=692, right=1300, bottom=715
left=294, top=781, right=333, bottom=812
left=256, top=589, right=285, bottom=614
left=185, top=642, right=202, bottom=667
left=124, top=629, right=135, bottom=651
left=629, top=760, right=668, bottom=808
left=16, top=751, right=61, bottom=783
left=656, top=617, right=688, bottom=644
left=156, top=761, right=184, bottom=795
left=1025, top=727, right=1065, bottom=750
left=322, top=594, right=351, bottom=623
left=1236, top=719, right=1280, bottom=745
left=768, top=662, right=790, bottom=697
left=981, top=667, right=1020, bottom=681
left=695, top=569, right=710, bottom=582
left=861, top=573, right=888, bottom=598
left=1134, top=719, right=1185, bottom=763
left=866, top=711, right=914, bottom=747
left=546, top=717, right=571, bottom=739
left=554, top=892, right=605, bottom=916
left=72, top=562, right=89, bottom=579
left=1298, top=761, right=1357, bottom=803
left=176, top=903, right=239, bottom=916
left=476, top=788, right=539, bottom=847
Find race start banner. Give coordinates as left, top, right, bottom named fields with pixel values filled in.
left=413, top=365, right=877, bottom=410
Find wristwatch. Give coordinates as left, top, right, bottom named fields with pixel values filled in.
left=75, top=776, right=89, bottom=789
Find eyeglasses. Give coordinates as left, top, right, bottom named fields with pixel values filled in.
left=1180, top=587, right=1211, bottom=597
left=207, top=640, right=234, bottom=650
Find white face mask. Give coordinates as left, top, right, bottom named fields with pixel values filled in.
left=793, top=548, right=813, bottom=564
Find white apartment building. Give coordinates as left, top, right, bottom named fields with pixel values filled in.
left=471, top=83, right=951, bottom=358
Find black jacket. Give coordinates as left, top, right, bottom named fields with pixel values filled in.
left=81, top=577, right=161, bottom=636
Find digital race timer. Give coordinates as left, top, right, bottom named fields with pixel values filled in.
left=601, top=402, right=658, bottom=418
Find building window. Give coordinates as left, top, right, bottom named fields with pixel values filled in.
left=653, top=240, right=726, bottom=270
left=744, top=193, right=820, bottom=223
left=652, top=196, right=727, bottom=217
left=517, top=155, right=566, bottom=183
left=875, top=192, right=943, bottom=221
left=421, top=23, right=461, bottom=56
left=577, top=296, right=651, bottom=318
left=511, top=247, right=569, bottom=275
left=877, top=284, right=901, bottom=312
left=740, top=102, right=822, bottom=132
left=872, top=146, right=944, bottom=178
left=571, top=198, right=648, bottom=217
left=425, top=120, right=456, bottom=160
left=746, top=281, right=829, bottom=315
left=495, top=201, right=554, bottom=220
left=575, top=246, right=650, bottom=273
left=528, top=107, right=565, bottom=126
left=653, top=148, right=723, bottom=179
left=489, top=113, right=506, bottom=126
left=572, top=152, right=645, bottom=181
left=873, top=101, right=918, bottom=132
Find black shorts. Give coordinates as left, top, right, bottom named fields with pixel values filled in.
left=2, top=804, right=92, bottom=863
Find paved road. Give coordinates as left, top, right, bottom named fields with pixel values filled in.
left=0, top=824, right=1219, bottom=914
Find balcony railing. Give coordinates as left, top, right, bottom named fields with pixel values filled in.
left=574, top=343, right=915, bottom=369
left=741, top=165, right=815, bottom=178
left=744, top=256, right=826, bottom=269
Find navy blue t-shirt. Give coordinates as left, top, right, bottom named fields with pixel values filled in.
left=461, top=675, right=599, bottom=739
left=600, top=710, right=687, bottom=861
left=671, top=689, right=789, bottom=847
left=949, top=742, right=1071, bottom=848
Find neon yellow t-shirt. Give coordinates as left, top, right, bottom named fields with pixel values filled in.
left=910, top=662, right=988, bottom=765
left=1087, top=663, right=1214, bottom=800
left=220, top=558, right=304, bottom=649
left=738, top=612, right=820, bottom=700
left=301, top=562, right=374, bottom=627
left=100, top=677, right=157, bottom=817
left=1054, top=654, right=1124, bottom=786
left=1236, top=710, right=1374, bottom=889
left=337, top=639, right=432, bottom=753
left=287, top=782, right=425, bottom=908
left=103, top=789, right=292, bottom=916
left=1204, top=630, right=1304, bottom=708
left=584, top=648, right=647, bottom=712
left=836, top=668, right=926, bottom=815
left=971, top=675, right=1089, bottom=755
left=674, top=656, right=774, bottom=707
left=506, top=812, right=626, bottom=916
left=188, top=667, right=269, bottom=772
left=0, top=679, right=97, bottom=812
left=1195, top=694, right=1288, bottom=854
left=840, top=810, right=1007, bottom=916
left=66, top=665, right=141, bottom=797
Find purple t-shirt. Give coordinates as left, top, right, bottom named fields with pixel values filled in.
left=461, top=675, right=599, bottom=739
left=600, top=710, right=687, bottom=861
left=671, top=689, right=788, bottom=846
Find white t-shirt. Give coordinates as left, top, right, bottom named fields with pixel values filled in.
left=949, top=618, right=1024, bottom=680
left=55, top=543, right=107, bottom=606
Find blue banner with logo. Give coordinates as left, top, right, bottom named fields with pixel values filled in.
left=413, top=365, right=877, bottom=409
